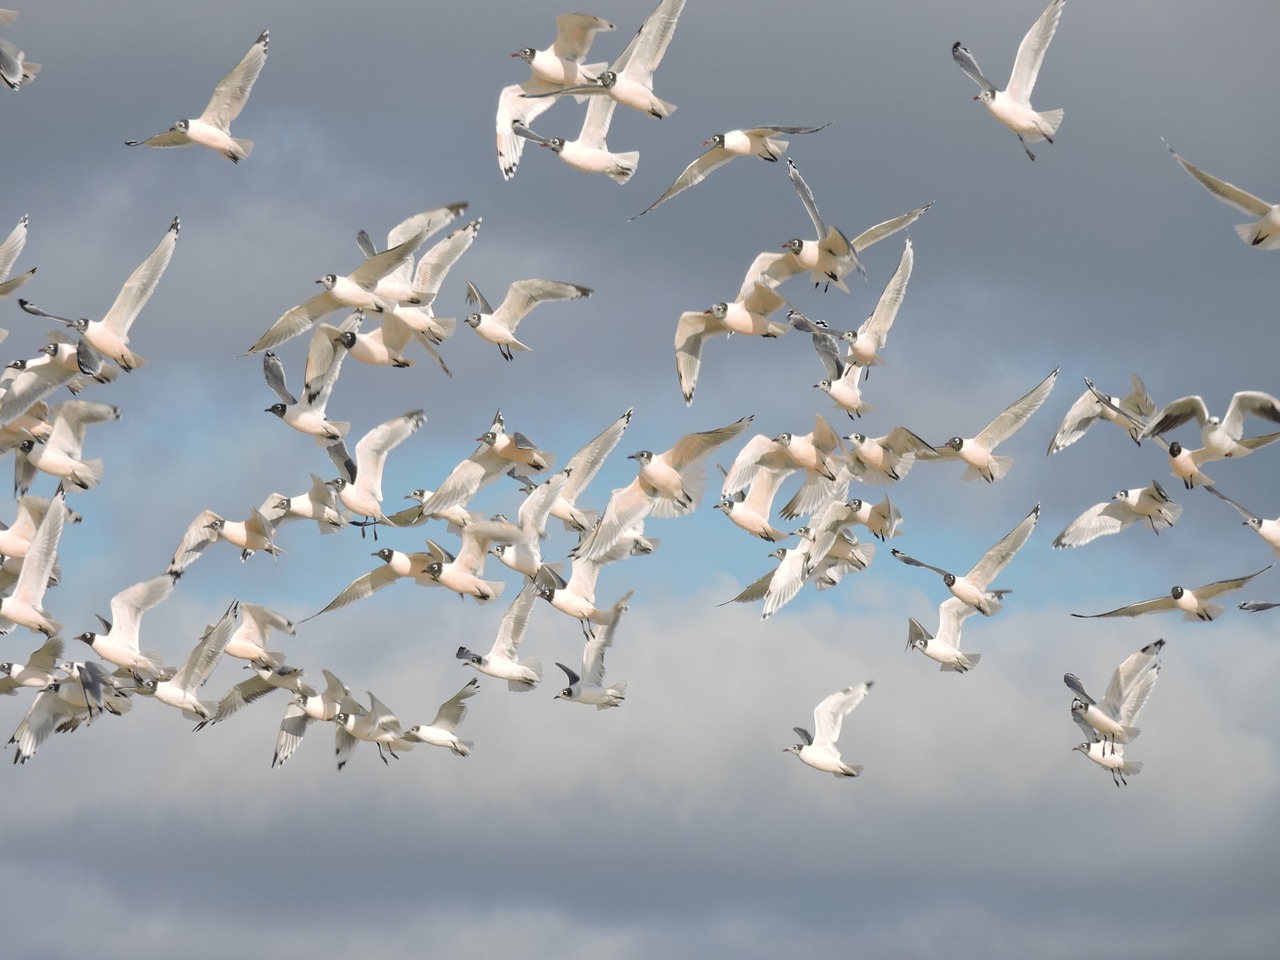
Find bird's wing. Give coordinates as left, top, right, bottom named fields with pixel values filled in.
left=261, top=350, right=297, bottom=405
left=935, top=596, right=977, bottom=650
left=495, top=279, right=592, bottom=332
left=199, top=30, right=269, bottom=128
left=109, top=573, right=175, bottom=645
left=890, top=548, right=951, bottom=579
left=1071, top=595, right=1176, bottom=619
left=613, top=0, right=686, bottom=86
left=272, top=699, right=311, bottom=767
left=496, top=78, right=561, bottom=181
left=632, top=144, right=734, bottom=219
left=858, top=238, right=913, bottom=348
left=1100, top=640, right=1164, bottom=721
left=308, top=564, right=404, bottom=619
left=976, top=366, right=1058, bottom=450
left=1203, top=485, right=1260, bottom=522
left=1047, top=389, right=1106, bottom=455
left=416, top=446, right=506, bottom=516
left=786, top=158, right=825, bottom=237
left=429, top=678, right=478, bottom=732
left=1007, top=0, right=1064, bottom=104
left=1052, top=500, right=1138, bottom=549
left=1166, top=142, right=1273, bottom=217
left=812, top=682, right=870, bottom=749
left=354, top=409, right=426, bottom=502
left=951, top=42, right=995, bottom=95
left=1222, top=391, right=1280, bottom=439
left=386, top=203, right=468, bottom=251
left=12, top=491, right=65, bottom=607
left=171, top=601, right=238, bottom=692
left=349, top=230, right=427, bottom=288
left=553, top=12, right=616, bottom=61
left=668, top=414, right=754, bottom=471
left=302, top=319, right=353, bottom=408
left=491, top=581, right=538, bottom=659
left=1142, top=395, right=1211, bottom=438
left=1194, top=565, right=1274, bottom=599
left=561, top=409, right=632, bottom=503
left=412, top=219, right=481, bottom=300
left=0, top=214, right=30, bottom=286
left=578, top=90, right=620, bottom=149
left=581, top=600, right=627, bottom=685
left=847, top=202, right=933, bottom=254
left=247, top=289, right=341, bottom=354
left=575, top=478, right=653, bottom=561
left=967, top=503, right=1039, bottom=588
left=101, top=217, right=180, bottom=338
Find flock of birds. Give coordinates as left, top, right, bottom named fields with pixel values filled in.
left=1, top=0, right=1278, bottom=786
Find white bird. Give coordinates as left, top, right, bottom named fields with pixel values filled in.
left=14, top=398, right=120, bottom=494
left=464, top=278, right=592, bottom=360
left=575, top=415, right=753, bottom=561
left=934, top=366, right=1058, bottom=482
left=18, top=215, right=180, bottom=371
left=723, top=539, right=813, bottom=621
left=271, top=668, right=350, bottom=768
left=1048, top=375, right=1154, bottom=455
left=411, top=411, right=540, bottom=518
left=457, top=581, right=542, bottom=692
left=261, top=344, right=349, bottom=445
left=246, top=230, right=427, bottom=354
left=0, top=9, right=38, bottom=89
left=0, top=636, right=64, bottom=696
left=73, top=573, right=174, bottom=678
left=1204, top=486, right=1280, bottom=555
left=631, top=123, right=831, bottom=219
left=1073, top=740, right=1142, bottom=788
left=263, top=473, right=346, bottom=535
left=535, top=558, right=630, bottom=636
left=8, top=663, right=132, bottom=765
left=674, top=282, right=788, bottom=406
left=306, top=547, right=441, bottom=620
left=125, top=30, right=268, bottom=162
left=220, top=602, right=293, bottom=670
left=512, top=92, right=639, bottom=184
left=518, top=408, right=633, bottom=533
left=1072, top=565, right=1272, bottom=622
left=334, top=691, right=415, bottom=769
left=423, top=518, right=525, bottom=603
left=0, top=213, right=34, bottom=298
left=543, top=0, right=687, bottom=120
left=724, top=418, right=844, bottom=522
left=403, top=678, right=480, bottom=755
left=327, top=409, right=427, bottom=525
left=952, top=0, right=1065, bottom=161
left=137, top=601, right=239, bottom=722
left=784, top=682, right=873, bottom=778
left=167, top=505, right=282, bottom=576
left=1053, top=481, right=1182, bottom=548
left=554, top=596, right=630, bottom=709
left=496, top=13, right=614, bottom=181
left=355, top=203, right=470, bottom=304
left=907, top=598, right=981, bottom=673
left=892, top=503, right=1040, bottom=616
left=843, top=495, right=903, bottom=542
left=715, top=462, right=793, bottom=543
left=1165, top=140, right=1280, bottom=248
left=1065, top=638, right=1163, bottom=752
left=0, top=336, right=120, bottom=427
left=842, top=238, right=914, bottom=373
left=0, top=489, right=65, bottom=637
left=844, top=427, right=939, bottom=484
left=1141, top=391, right=1280, bottom=461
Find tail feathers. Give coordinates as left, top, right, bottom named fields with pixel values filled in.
left=258, top=650, right=287, bottom=671
left=608, top=153, right=640, bottom=184
left=474, top=580, right=506, bottom=603
left=836, top=763, right=863, bottom=778
left=1120, top=759, right=1143, bottom=776
left=1118, top=724, right=1140, bottom=743
left=964, top=455, right=1013, bottom=483
left=942, top=652, right=982, bottom=672
left=232, top=137, right=254, bottom=160
left=313, top=422, right=351, bottom=446
left=70, top=459, right=105, bottom=490
left=117, top=349, right=148, bottom=371
left=1236, top=222, right=1280, bottom=248
left=1159, top=503, right=1183, bottom=527
left=1187, top=602, right=1224, bottom=622
left=596, top=679, right=627, bottom=709
left=758, top=137, right=788, bottom=160
left=649, top=97, right=677, bottom=119
left=520, top=656, right=542, bottom=681
left=452, top=739, right=474, bottom=757
left=1037, top=108, right=1064, bottom=139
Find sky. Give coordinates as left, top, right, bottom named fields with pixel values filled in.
left=2, top=1, right=1279, bottom=956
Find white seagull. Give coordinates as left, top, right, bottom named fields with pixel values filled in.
left=1141, top=390, right=1280, bottom=461
left=674, top=282, right=787, bottom=406
left=0, top=9, right=38, bottom=89
left=1065, top=638, right=1163, bottom=753
left=464, top=278, right=592, bottom=360
left=1072, top=565, right=1272, bottom=622
left=14, top=398, right=120, bottom=494
left=0, top=213, right=35, bottom=298
left=1165, top=140, right=1280, bottom=248
left=512, top=93, right=639, bottom=184
left=907, top=597, right=981, bottom=673
left=1047, top=374, right=1155, bottom=454
left=403, top=678, right=480, bottom=755
left=952, top=0, right=1065, bottom=160
left=125, top=30, right=269, bottom=162
left=137, top=601, right=239, bottom=722
left=785, top=682, right=873, bottom=778
left=457, top=581, right=542, bottom=692
left=272, top=668, right=350, bottom=768
left=327, top=409, right=427, bottom=525
left=554, top=596, right=630, bottom=709
left=74, top=573, right=174, bottom=678
left=934, top=366, right=1058, bottom=482
left=1204, top=486, right=1280, bottom=555
left=1052, top=481, right=1182, bottom=549
left=1073, top=740, right=1142, bottom=788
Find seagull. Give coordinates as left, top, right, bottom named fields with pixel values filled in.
left=261, top=345, right=350, bottom=445
left=835, top=495, right=903, bottom=542
left=892, top=503, right=1040, bottom=616
left=1204, top=486, right=1280, bottom=555
left=934, top=366, right=1058, bottom=482
left=785, top=682, right=873, bottom=778
left=554, top=595, right=630, bottom=709
left=953, top=0, right=1065, bottom=160
left=723, top=539, right=814, bottom=621
left=1141, top=391, right=1280, bottom=461
left=538, top=0, right=687, bottom=120
left=512, top=91, right=639, bottom=183
left=1052, top=480, right=1182, bottom=548
left=1047, top=374, right=1155, bottom=454
left=8, top=663, right=133, bottom=765
left=1065, top=638, right=1163, bottom=753
left=18, top=215, right=179, bottom=371
left=167, top=505, right=281, bottom=575
left=423, top=518, right=526, bottom=603
left=496, top=14, right=614, bottom=181
left=1073, top=741, right=1142, bottom=788
left=841, top=238, right=914, bottom=373
left=272, top=668, right=350, bottom=768
left=403, top=678, right=480, bottom=755
left=411, top=410, right=535, bottom=517
left=513, top=408, right=633, bottom=533
left=1165, top=140, right=1280, bottom=248
left=0, top=336, right=120, bottom=427
left=334, top=691, right=415, bottom=769
left=125, top=30, right=268, bottom=161
left=223, top=602, right=294, bottom=670
left=74, top=573, right=174, bottom=678
left=674, top=282, right=787, bottom=406
left=464, top=278, right=592, bottom=360
left=844, top=427, right=939, bottom=484
left=575, top=415, right=753, bottom=561
left=0, top=490, right=65, bottom=637
left=907, top=598, right=981, bottom=673
left=137, top=601, right=239, bottom=722
left=327, top=409, right=427, bottom=525
left=246, top=230, right=427, bottom=354
left=14, top=398, right=120, bottom=495
left=715, top=462, right=793, bottom=543
left=356, top=203, right=469, bottom=304
left=0, top=9, right=38, bottom=89
left=0, top=214, right=35, bottom=298
left=0, top=495, right=74, bottom=568
left=1071, top=565, right=1272, bottom=622
left=306, top=547, right=441, bottom=620
left=631, top=123, right=831, bottom=219
left=264, top=473, right=346, bottom=535
left=457, top=581, right=542, bottom=692
left=0, top=636, right=64, bottom=696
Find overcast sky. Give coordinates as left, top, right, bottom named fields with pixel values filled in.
left=2, top=1, right=1279, bottom=957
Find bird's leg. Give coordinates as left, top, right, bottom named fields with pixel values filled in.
left=1017, top=135, right=1036, bottom=161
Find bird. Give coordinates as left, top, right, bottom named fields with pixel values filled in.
left=263, top=473, right=346, bottom=535
left=0, top=635, right=64, bottom=696
left=844, top=427, right=939, bottom=484
left=0, top=213, right=35, bottom=298
left=784, top=682, right=873, bottom=778
left=125, top=30, right=269, bottom=162
left=306, top=547, right=440, bottom=620
left=1165, top=140, right=1280, bottom=248
left=8, top=663, right=133, bottom=765
left=0, top=335, right=120, bottom=427
left=422, top=518, right=526, bottom=603
left=1047, top=375, right=1155, bottom=454
left=933, top=366, right=1058, bottom=482
left=575, top=415, right=753, bottom=561
left=513, top=408, right=633, bottom=533
left=1141, top=391, right=1280, bottom=461
left=74, top=573, right=174, bottom=678
left=1052, top=481, right=1182, bottom=548
left=457, top=581, right=542, bottom=692
left=1072, top=565, right=1273, bottom=621
left=631, top=123, right=831, bottom=219
left=272, top=668, right=350, bottom=768
left=828, top=495, right=902, bottom=543
left=538, top=0, right=687, bottom=120
left=535, top=557, right=631, bottom=637
left=1204, top=486, right=1280, bottom=555
left=1065, top=639, right=1163, bottom=753
left=553, top=595, right=631, bottom=709
left=222, top=602, right=294, bottom=669
left=355, top=203, right=470, bottom=304
left=892, top=502, right=1040, bottom=616
left=952, top=0, right=1065, bottom=160
left=14, top=398, right=120, bottom=495
left=261, top=343, right=349, bottom=445
left=723, top=538, right=814, bottom=621
left=463, top=278, right=592, bottom=360
left=403, top=678, right=480, bottom=755
left=167, top=505, right=282, bottom=575
left=840, top=238, right=914, bottom=373
left=907, top=598, right=981, bottom=673
left=496, top=13, right=615, bottom=180
left=18, top=215, right=180, bottom=371
left=0, top=9, right=38, bottom=90
left=326, top=409, right=427, bottom=525
left=245, top=230, right=427, bottom=354
left=674, top=282, right=787, bottom=406
left=333, top=691, right=415, bottom=769
left=511, top=90, right=639, bottom=184
left=1073, top=740, right=1143, bottom=788
left=0, top=489, right=65, bottom=637
left=715, top=462, right=793, bottom=543
left=136, top=601, right=239, bottom=722
left=410, top=410, right=540, bottom=518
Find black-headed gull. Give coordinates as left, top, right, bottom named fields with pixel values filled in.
left=785, top=682, right=872, bottom=778
left=137, top=601, right=239, bottom=722
left=306, top=548, right=440, bottom=620
left=1065, top=639, right=1163, bottom=753
left=74, top=573, right=174, bottom=678
left=1073, top=740, right=1142, bottom=788
left=9, top=663, right=133, bottom=765
left=272, top=668, right=350, bottom=768
left=512, top=94, right=639, bottom=184
left=1052, top=481, right=1181, bottom=549
left=167, top=506, right=281, bottom=575
left=334, top=691, right=414, bottom=768
left=1165, top=140, right=1280, bottom=248
left=1141, top=390, right=1280, bottom=460
left=457, top=581, right=542, bottom=692
left=1204, top=485, right=1280, bottom=555
left=535, top=556, right=630, bottom=637
left=715, top=462, right=794, bottom=543
left=953, top=0, right=1065, bottom=161
left=842, top=238, right=914, bottom=373
left=844, top=427, right=939, bottom=483
left=19, top=216, right=179, bottom=372
left=0, top=214, right=34, bottom=298
left=327, top=409, right=427, bottom=525
left=892, top=503, right=1040, bottom=616
left=423, top=519, right=525, bottom=603
left=933, top=366, right=1058, bottom=482
left=126, top=30, right=268, bottom=162
left=907, top=597, right=981, bottom=673
left=1048, top=374, right=1154, bottom=454
left=1071, top=565, right=1273, bottom=622
left=464, top=277, right=592, bottom=360
left=14, top=398, right=120, bottom=495
left=674, top=282, right=787, bottom=406
left=0, top=9, right=38, bottom=90
left=403, top=679, right=480, bottom=755
left=0, top=636, right=63, bottom=696
left=554, top=595, right=631, bottom=709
